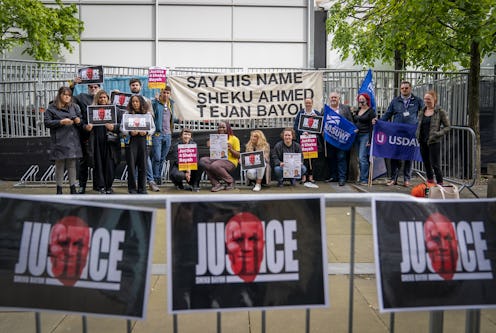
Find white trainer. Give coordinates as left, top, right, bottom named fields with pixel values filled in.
left=253, top=184, right=261, bottom=192
left=304, top=182, right=319, bottom=189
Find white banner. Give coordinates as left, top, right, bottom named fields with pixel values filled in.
left=168, top=71, right=323, bottom=120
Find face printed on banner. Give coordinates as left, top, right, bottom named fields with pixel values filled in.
left=49, top=216, right=90, bottom=286
left=225, top=212, right=265, bottom=283
left=424, top=212, right=459, bottom=280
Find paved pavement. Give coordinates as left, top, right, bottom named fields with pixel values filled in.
left=0, top=177, right=494, bottom=332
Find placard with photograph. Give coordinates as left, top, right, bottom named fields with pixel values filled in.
left=240, top=151, right=265, bottom=170
left=110, top=91, right=133, bottom=107
left=283, top=153, right=302, bottom=178
left=209, top=134, right=228, bottom=159
left=122, top=113, right=152, bottom=131
left=178, top=144, right=198, bottom=171
left=298, top=114, right=323, bottom=134
left=300, top=134, right=318, bottom=159
left=86, top=105, right=117, bottom=126
left=77, top=66, right=104, bottom=84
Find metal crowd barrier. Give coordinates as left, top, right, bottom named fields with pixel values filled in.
left=9, top=193, right=487, bottom=333
left=413, top=125, right=478, bottom=197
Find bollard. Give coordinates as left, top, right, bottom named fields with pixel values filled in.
left=487, top=163, right=496, bottom=198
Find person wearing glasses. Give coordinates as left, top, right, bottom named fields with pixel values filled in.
left=44, top=86, right=83, bottom=194
left=379, top=81, right=424, bottom=187
left=199, top=121, right=240, bottom=192
left=352, top=93, right=376, bottom=185
left=69, top=77, right=101, bottom=193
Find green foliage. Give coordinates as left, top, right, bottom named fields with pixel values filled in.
left=326, top=0, right=496, bottom=70
left=0, top=0, right=83, bottom=61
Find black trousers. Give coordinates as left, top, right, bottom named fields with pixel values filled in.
left=420, top=141, right=443, bottom=184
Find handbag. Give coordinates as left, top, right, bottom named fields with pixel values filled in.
left=428, top=184, right=460, bottom=199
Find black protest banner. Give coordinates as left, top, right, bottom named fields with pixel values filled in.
left=373, top=198, right=496, bottom=312
left=0, top=194, right=155, bottom=319
left=168, top=196, right=328, bottom=313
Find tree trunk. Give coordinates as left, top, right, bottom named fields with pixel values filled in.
left=394, top=49, right=404, bottom=95
left=468, top=40, right=481, bottom=183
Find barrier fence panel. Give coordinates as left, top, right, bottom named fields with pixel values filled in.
left=1, top=193, right=492, bottom=333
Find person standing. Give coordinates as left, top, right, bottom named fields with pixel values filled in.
left=293, top=98, right=321, bottom=187
left=44, top=86, right=83, bottom=194
left=271, top=128, right=307, bottom=187
left=325, top=92, right=353, bottom=186
left=82, top=90, right=121, bottom=194
left=416, top=90, right=450, bottom=185
left=244, top=130, right=271, bottom=192
left=120, top=95, right=156, bottom=194
left=380, top=80, right=424, bottom=187
left=151, top=86, right=174, bottom=186
left=70, top=78, right=100, bottom=193
left=126, top=78, right=159, bottom=192
left=199, top=121, right=240, bottom=192
left=352, top=93, right=376, bottom=185
left=168, top=128, right=202, bottom=192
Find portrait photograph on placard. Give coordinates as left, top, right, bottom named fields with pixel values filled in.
left=87, top=105, right=117, bottom=126
left=110, top=91, right=132, bottom=107
left=209, top=134, right=228, bottom=159
left=77, top=65, right=103, bottom=84
left=122, top=113, right=152, bottom=131
left=298, top=114, right=323, bottom=134
left=240, top=151, right=265, bottom=170
left=283, top=153, right=302, bottom=178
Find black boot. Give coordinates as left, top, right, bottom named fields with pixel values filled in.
left=70, top=185, right=77, bottom=194
left=56, top=186, right=63, bottom=195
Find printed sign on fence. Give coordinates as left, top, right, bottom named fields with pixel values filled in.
left=168, top=196, right=328, bottom=313
left=0, top=194, right=155, bottom=319
left=373, top=198, right=496, bottom=312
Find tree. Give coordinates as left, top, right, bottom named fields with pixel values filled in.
left=0, top=0, right=83, bottom=61
left=326, top=0, right=496, bottom=180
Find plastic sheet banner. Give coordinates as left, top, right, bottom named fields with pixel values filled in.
left=168, top=195, right=328, bottom=313
left=373, top=198, right=496, bottom=312
left=168, top=71, right=323, bottom=120
left=0, top=194, right=155, bottom=319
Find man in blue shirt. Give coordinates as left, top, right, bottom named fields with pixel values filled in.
left=380, top=81, right=424, bottom=187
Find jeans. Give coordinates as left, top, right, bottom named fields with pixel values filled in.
left=151, top=133, right=172, bottom=181
left=355, top=133, right=370, bottom=182
left=273, top=165, right=307, bottom=182
left=390, top=159, right=412, bottom=182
